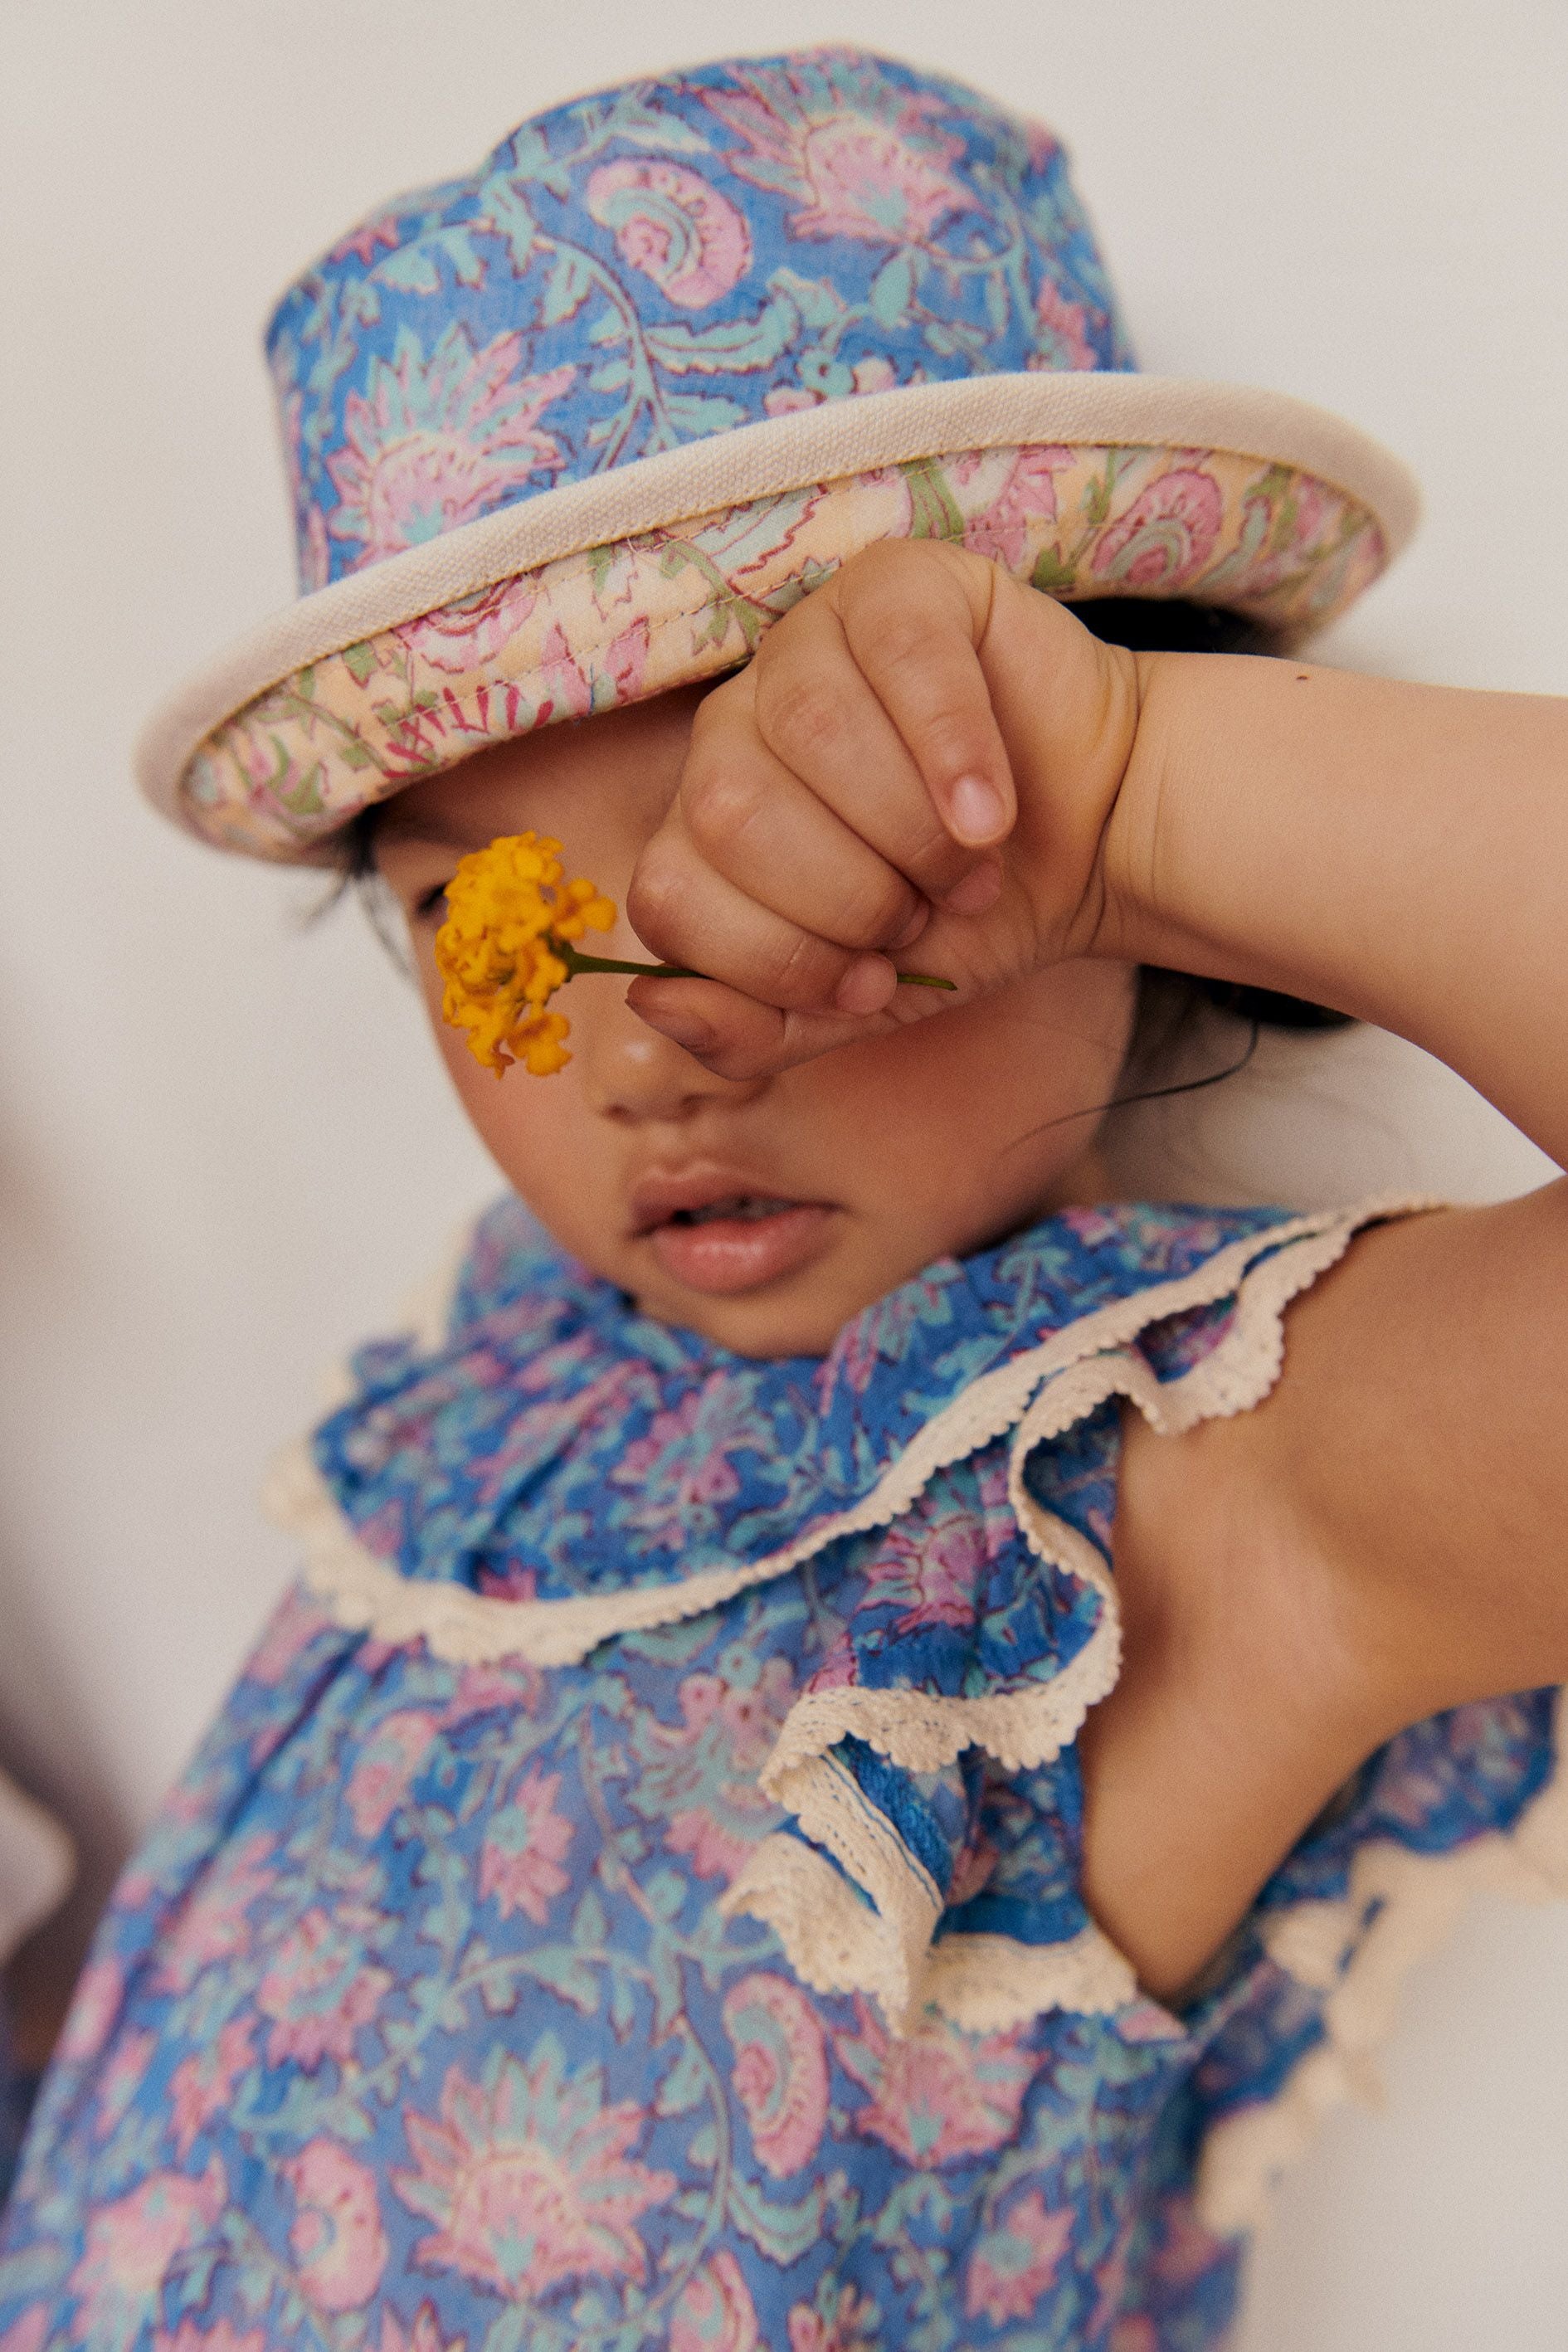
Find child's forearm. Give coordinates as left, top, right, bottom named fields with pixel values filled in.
left=1104, top=653, right=1568, bottom=1167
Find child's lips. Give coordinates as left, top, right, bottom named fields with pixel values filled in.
left=629, top=1166, right=838, bottom=1297
left=646, top=1202, right=836, bottom=1296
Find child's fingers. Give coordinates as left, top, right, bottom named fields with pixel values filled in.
left=625, top=973, right=923, bottom=1082
left=679, top=724, right=931, bottom=954
left=830, top=540, right=1017, bottom=851
left=626, top=831, right=901, bottom=1019
left=740, top=595, right=996, bottom=912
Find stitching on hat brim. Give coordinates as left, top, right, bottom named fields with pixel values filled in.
left=136, top=373, right=1420, bottom=833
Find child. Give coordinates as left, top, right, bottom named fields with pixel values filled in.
left=2, top=45, right=1564, bottom=2352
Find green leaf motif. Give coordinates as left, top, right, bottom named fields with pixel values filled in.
left=901, top=455, right=967, bottom=543
left=869, top=251, right=916, bottom=329
left=542, top=250, right=595, bottom=328
left=644, top=292, right=800, bottom=377
left=377, top=245, right=441, bottom=298
left=1030, top=546, right=1078, bottom=592
left=653, top=2034, right=709, bottom=2118
left=573, top=1885, right=608, bottom=1946
left=664, top=390, right=747, bottom=439
left=342, top=638, right=378, bottom=686
left=519, top=1945, right=600, bottom=2016
left=769, top=265, right=848, bottom=332
left=603, top=92, right=712, bottom=155
left=728, top=2169, right=825, bottom=2268
left=589, top=358, right=632, bottom=395
left=481, top=178, right=538, bottom=275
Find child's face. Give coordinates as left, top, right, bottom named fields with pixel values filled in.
left=373, top=687, right=1136, bottom=1356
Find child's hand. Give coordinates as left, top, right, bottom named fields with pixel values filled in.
left=624, top=541, right=1143, bottom=1077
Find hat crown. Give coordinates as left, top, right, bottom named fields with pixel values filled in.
left=266, top=46, right=1133, bottom=592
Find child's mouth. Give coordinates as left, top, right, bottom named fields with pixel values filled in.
left=633, top=1176, right=836, bottom=1296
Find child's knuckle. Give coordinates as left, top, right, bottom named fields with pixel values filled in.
left=768, top=926, right=836, bottom=1006
left=624, top=848, right=682, bottom=941
left=757, top=671, right=853, bottom=770
left=683, top=762, right=767, bottom=857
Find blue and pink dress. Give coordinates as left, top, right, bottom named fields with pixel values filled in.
left=1, top=1195, right=1561, bottom=2351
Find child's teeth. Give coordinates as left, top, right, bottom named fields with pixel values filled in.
left=676, top=1196, right=788, bottom=1226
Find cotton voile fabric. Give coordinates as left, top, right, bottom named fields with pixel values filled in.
left=1, top=1196, right=1561, bottom=2352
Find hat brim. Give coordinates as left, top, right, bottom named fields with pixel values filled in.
left=138, top=372, right=1419, bottom=863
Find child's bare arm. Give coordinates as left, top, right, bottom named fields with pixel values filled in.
left=626, top=538, right=1568, bottom=1997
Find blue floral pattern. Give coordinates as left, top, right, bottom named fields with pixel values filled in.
left=0, top=1199, right=1555, bottom=2351
left=268, top=48, right=1131, bottom=593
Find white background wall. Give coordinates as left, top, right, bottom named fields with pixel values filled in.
left=2, top=1, right=1565, bottom=2339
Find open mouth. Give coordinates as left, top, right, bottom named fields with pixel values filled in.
left=665, top=1195, right=796, bottom=1228
left=633, top=1174, right=837, bottom=1298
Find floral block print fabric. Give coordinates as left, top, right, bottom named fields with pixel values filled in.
left=266, top=49, right=1133, bottom=598
left=1, top=1199, right=1558, bottom=2352
left=185, top=441, right=1385, bottom=860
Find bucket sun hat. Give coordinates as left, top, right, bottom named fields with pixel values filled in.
left=138, top=46, right=1420, bottom=865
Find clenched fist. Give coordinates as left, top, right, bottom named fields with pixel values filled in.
left=623, top=539, right=1146, bottom=1079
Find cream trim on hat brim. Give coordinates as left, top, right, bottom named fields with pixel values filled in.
left=136, top=371, right=1419, bottom=832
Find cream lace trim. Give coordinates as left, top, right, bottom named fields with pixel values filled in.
left=266, top=1193, right=1434, bottom=2039
left=1195, top=1683, right=1568, bottom=2238
left=718, top=1833, right=1137, bottom=2035
left=269, top=1195, right=1429, bottom=1668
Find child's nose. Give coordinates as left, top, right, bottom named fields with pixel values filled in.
left=578, top=996, right=767, bottom=1122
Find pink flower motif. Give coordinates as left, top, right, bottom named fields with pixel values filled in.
left=397, top=576, right=539, bottom=676
left=392, top=2043, right=675, bottom=2301
left=156, top=1833, right=278, bottom=1994
left=1030, top=277, right=1097, bottom=372
left=0, top=2311, right=51, bottom=2352
left=835, top=1998, right=1035, bottom=2165
left=587, top=161, right=752, bottom=309
left=722, top=1972, right=830, bottom=2178
left=962, top=446, right=1076, bottom=572
left=345, top=1708, right=441, bottom=1837
left=632, top=1655, right=795, bottom=1879
left=964, top=2187, right=1075, bottom=2325
left=56, top=1955, right=124, bottom=2063
left=478, top=1762, right=575, bottom=1925
left=373, top=2306, right=467, bottom=2352
left=786, top=2278, right=880, bottom=2352
left=169, top=2018, right=256, bottom=2160
left=152, top=2324, right=266, bottom=2352
left=327, top=324, right=576, bottom=568
left=285, top=2140, right=390, bottom=2314
left=257, top=1906, right=392, bottom=2068
left=670, top=2250, right=761, bottom=2352
left=67, top=2157, right=228, bottom=2330
left=540, top=621, right=595, bottom=719
left=611, top=1381, right=759, bottom=1550
left=851, top=355, right=897, bottom=393
left=246, top=1586, right=333, bottom=1687
left=605, top=616, right=651, bottom=701
left=708, top=58, right=974, bottom=247
left=763, top=385, right=821, bottom=416
left=1090, top=467, right=1225, bottom=592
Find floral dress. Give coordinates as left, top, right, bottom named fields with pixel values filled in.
left=0, top=1196, right=1561, bottom=2352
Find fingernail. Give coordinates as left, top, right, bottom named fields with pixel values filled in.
left=892, top=902, right=930, bottom=951
left=941, top=858, right=1003, bottom=916
left=835, top=954, right=898, bottom=1017
left=636, top=1003, right=714, bottom=1054
left=948, top=774, right=1006, bottom=845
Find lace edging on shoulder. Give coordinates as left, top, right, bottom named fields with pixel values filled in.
left=1195, top=1685, right=1568, bottom=2238
left=264, top=1193, right=1434, bottom=2044
left=268, top=1194, right=1430, bottom=1669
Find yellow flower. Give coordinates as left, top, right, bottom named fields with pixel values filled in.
left=435, top=832, right=616, bottom=1076
left=434, top=828, right=955, bottom=1079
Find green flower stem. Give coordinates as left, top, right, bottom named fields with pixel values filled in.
left=558, top=942, right=955, bottom=990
